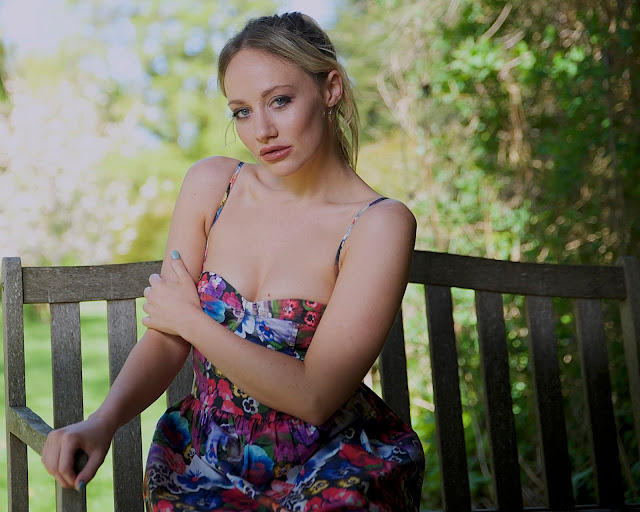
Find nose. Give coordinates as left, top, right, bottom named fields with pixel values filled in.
left=255, top=110, right=277, bottom=142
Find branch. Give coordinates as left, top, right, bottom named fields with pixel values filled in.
left=479, top=3, right=512, bottom=42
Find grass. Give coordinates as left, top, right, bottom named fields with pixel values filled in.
left=0, top=300, right=169, bottom=511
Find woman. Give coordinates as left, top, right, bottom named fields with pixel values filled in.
left=42, top=12, right=425, bottom=511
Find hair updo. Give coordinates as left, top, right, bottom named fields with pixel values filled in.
left=217, top=12, right=360, bottom=169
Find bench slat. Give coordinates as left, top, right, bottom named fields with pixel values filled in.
left=107, top=299, right=144, bottom=512
left=575, top=298, right=624, bottom=507
left=50, top=302, right=87, bottom=511
left=425, top=285, right=471, bottom=512
left=2, top=257, right=30, bottom=512
left=22, top=261, right=162, bottom=304
left=525, top=295, right=573, bottom=509
left=475, top=291, right=523, bottom=511
left=619, top=256, right=640, bottom=460
left=379, top=308, right=411, bottom=425
left=410, top=251, right=626, bottom=299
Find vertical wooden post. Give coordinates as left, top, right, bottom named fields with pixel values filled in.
left=575, top=298, right=624, bottom=507
left=379, top=308, right=411, bottom=425
left=475, top=290, right=522, bottom=511
left=425, top=285, right=471, bottom=512
left=525, top=295, right=573, bottom=509
left=107, top=299, right=145, bottom=512
left=2, top=257, right=30, bottom=512
left=50, top=302, right=87, bottom=512
left=618, top=256, right=640, bottom=461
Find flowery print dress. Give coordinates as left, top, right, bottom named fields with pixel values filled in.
left=143, top=163, right=425, bottom=511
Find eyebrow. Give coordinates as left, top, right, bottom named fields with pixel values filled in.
left=227, top=84, right=293, bottom=106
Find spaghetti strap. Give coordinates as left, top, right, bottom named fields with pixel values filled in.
left=203, top=161, right=244, bottom=264
left=334, top=196, right=388, bottom=276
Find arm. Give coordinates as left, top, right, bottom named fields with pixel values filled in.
left=143, top=200, right=416, bottom=426
left=41, top=156, right=239, bottom=490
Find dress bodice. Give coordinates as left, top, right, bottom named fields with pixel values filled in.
left=190, top=271, right=327, bottom=421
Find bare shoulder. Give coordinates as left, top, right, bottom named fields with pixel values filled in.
left=182, top=155, right=242, bottom=192
left=337, top=197, right=416, bottom=278
left=351, top=198, right=416, bottom=246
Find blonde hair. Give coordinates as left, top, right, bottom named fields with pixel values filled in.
left=218, top=12, right=359, bottom=169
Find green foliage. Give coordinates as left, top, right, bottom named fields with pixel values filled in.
left=335, top=0, right=640, bottom=508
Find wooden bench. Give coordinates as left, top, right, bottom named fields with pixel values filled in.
left=3, top=252, right=640, bottom=511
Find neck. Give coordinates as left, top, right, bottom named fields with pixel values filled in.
left=259, top=140, right=355, bottom=203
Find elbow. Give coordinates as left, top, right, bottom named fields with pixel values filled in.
left=297, top=395, right=338, bottom=427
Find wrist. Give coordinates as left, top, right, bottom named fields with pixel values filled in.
left=177, top=303, right=205, bottom=341
left=87, top=409, right=119, bottom=438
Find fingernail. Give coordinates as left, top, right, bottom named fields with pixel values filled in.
left=171, top=250, right=180, bottom=260
left=77, top=480, right=86, bottom=492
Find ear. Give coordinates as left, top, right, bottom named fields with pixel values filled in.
left=324, top=70, right=343, bottom=109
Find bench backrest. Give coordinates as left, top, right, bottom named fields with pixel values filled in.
left=380, top=251, right=640, bottom=511
left=2, top=258, right=191, bottom=512
left=3, top=252, right=640, bottom=511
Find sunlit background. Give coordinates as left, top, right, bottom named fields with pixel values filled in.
left=0, top=0, right=639, bottom=510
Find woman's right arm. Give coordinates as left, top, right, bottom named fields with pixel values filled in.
left=41, top=156, right=239, bottom=491
left=41, top=329, right=191, bottom=490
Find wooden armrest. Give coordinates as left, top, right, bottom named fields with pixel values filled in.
left=7, top=405, right=52, bottom=455
left=7, top=405, right=89, bottom=472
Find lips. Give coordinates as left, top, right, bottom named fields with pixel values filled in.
left=260, top=145, right=292, bottom=162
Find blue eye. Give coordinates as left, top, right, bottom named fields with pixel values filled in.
left=232, top=108, right=250, bottom=119
left=272, top=96, right=291, bottom=107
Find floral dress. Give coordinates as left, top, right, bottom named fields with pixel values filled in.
left=143, top=163, right=425, bottom=511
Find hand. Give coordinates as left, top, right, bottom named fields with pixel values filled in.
left=141, top=250, right=201, bottom=338
left=41, top=415, right=113, bottom=491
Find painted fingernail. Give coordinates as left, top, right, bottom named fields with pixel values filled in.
left=77, top=480, right=86, bottom=492
left=171, top=250, right=180, bottom=260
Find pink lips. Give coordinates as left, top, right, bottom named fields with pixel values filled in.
left=260, top=145, right=292, bottom=162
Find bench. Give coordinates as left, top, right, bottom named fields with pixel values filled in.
left=2, top=251, right=640, bottom=511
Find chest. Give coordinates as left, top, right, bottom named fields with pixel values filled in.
left=203, top=198, right=352, bottom=303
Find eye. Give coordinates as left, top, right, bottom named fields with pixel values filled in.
left=232, top=108, right=250, bottom=119
left=271, top=96, right=291, bottom=108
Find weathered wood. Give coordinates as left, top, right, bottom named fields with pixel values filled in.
left=22, top=260, right=162, bottom=304
left=425, top=285, right=471, bottom=512
left=475, top=290, right=522, bottom=511
left=379, top=308, right=411, bottom=425
left=575, top=299, right=624, bottom=507
left=166, top=350, right=195, bottom=408
left=410, top=251, right=626, bottom=299
left=525, top=295, right=573, bottom=509
left=107, top=299, right=144, bottom=512
left=6, top=253, right=640, bottom=512
left=7, top=406, right=52, bottom=455
left=50, top=302, right=87, bottom=512
left=618, top=256, right=640, bottom=461
left=2, top=257, right=30, bottom=512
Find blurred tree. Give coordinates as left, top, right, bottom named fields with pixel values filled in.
left=333, top=0, right=639, bottom=508
left=68, top=0, right=277, bottom=261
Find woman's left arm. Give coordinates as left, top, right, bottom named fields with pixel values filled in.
left=142, top=200, right=416, bottom=425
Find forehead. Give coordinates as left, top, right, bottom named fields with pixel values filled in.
left=223, top=49, right=316, bottom=98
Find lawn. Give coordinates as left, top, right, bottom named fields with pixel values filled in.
left=0, top=300, right=170, bottom=511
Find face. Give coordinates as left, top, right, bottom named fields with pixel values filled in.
left=223, top=49, right=335, bottom=175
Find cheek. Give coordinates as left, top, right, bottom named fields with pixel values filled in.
left=294, top=106, right=326, bottom=143
left=234, top=122, right=253, bottom=148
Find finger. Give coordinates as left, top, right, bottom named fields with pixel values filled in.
left=75, top=449, right=106, bottom=491
left=41, top=433, right=61, bottom=477
left=58, top=437, right=82, bottom=488
left=148, top=273, right=162, bottom=285
left=170, top=250, right=191, bottom=282
left=42, top=431, right=74, bottom=488
left=143, top=286, right=151, bottom=298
